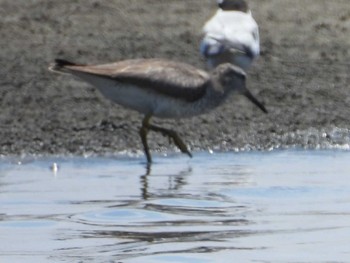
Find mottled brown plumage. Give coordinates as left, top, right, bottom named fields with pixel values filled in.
left=53, top=59, right=208, bottom=102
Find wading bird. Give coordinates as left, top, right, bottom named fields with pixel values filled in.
left=49, top=58, right=267, bottom=163
left=201, top=0, right=260, bottom=70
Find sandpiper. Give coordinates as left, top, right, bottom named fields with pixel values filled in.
left=49, top=58, right=267, bottom=163
left=200, top=0, right=260, bottom=70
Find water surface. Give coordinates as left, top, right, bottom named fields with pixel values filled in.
left=1, top=150, right=350, bottom=263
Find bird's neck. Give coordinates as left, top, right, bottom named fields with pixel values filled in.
left=203, top=78, right=232, bottom=109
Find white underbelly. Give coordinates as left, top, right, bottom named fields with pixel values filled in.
left=76, top=73, right=208, bottom=119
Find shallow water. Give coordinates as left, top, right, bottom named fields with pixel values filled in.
left=1, top=150, right=350, bottom=263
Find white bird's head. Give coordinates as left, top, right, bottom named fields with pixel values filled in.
left=216, top=0, right=249, bottom=12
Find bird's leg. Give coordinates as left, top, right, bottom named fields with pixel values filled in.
left=139, top=115, right=152, bottom=163
left=148, top=124, right=192, bottom=158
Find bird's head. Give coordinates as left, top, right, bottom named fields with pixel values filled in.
left=214, top=63, right=267, bottom=113
left=217, top=0, right=249, bottom=12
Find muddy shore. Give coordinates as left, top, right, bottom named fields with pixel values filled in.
left=1, top=0, right=350, bottom=157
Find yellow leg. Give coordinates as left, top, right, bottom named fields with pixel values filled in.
left=140, top=115, right=192, bottom=163
left=139, top=115, right=152, bottom=163
left=148, top=124, right=192, bottom=158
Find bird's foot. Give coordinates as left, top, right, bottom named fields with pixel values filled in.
left=148, top=124, right=192, bottom=158
left=169, top=132, right=193, bottom=158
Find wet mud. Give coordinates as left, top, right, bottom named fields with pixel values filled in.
left=1, top=0, right=349, bottom=156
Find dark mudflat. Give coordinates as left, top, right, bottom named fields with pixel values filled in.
left=1, top=0, right=349, bottom=156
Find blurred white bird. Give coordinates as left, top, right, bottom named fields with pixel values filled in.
left=200, top=0, right=260, bottom=71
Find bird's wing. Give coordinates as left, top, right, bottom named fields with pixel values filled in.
left=201, top=12, right=227, bottom=57
left=51, top=59, right=210, bottom=102
left=222, top=13, right=260, bottom=56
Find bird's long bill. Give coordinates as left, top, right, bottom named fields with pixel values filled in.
left=242, top=87, right=268, bottom=114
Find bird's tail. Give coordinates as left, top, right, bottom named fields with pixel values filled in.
left=48, top=59, right=83, bottom=74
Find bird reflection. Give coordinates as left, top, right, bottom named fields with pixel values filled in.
left=140, top=162, right=192, bottom=200
left=140, top=166, right=150, bottom=200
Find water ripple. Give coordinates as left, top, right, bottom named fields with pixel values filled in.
left=1, top=151, right=350, bottom=262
